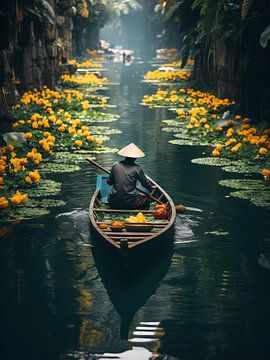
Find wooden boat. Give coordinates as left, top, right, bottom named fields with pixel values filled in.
left=89, top=175, right=176, bottom=258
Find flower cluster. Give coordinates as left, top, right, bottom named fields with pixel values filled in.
left=68, top=59, right=102, bottom=69
left=144, top=70, right=190, bottom=82
left=143, top=88, right=234, bottom=112
left=61, top=72, right=108, bottom=86
left=1, top=83, right=106, bottom=213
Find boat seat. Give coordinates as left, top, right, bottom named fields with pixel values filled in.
left=96, top=175, right=150, bottom=205
left=96, top=175, right=111, bottom=204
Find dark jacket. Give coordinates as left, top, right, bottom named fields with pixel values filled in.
left=107, top=158, right=152, bottom=209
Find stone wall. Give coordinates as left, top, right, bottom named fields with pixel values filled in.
left=0, top=0, right=75, bottom=121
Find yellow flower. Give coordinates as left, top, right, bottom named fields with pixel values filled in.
left=74, top=140, right=83, bottom=147
left=259, top=147, right=267, bottom=155
left=0, top=196, right=9, bottom=208
left=32, top=122, right=39, bottom=129
left=11, top=191, right=26, bottom=205
left=95, top=138, right=103, bottom=145
left=68, top=127, right=76, bottom=135
left=25, top=132, right=33, bottom=140
left=6, top=144, right=14, bottom=152
left=226, top=128, right=234, bottom=138
left=29, top=170, right=41, bottom=182
left=231, top=143, right=241, bottom=153
left=87, top=135, right=94, bottom=142
left=25, top=176, right=32, bottom=184
left=215, top=126, right=223, bottom=132
left=212, top=149, right=220, bottom=157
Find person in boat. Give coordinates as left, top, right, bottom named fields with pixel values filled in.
left=107, top=143, right=153, bottom=210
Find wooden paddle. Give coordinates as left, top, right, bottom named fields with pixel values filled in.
left=85, top=158, right=187, bottom=213
left=85, top=157, right=164, bottom=204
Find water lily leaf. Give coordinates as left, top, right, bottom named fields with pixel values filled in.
left=90, top=126, right=122, bottom=135
left=170, top=139, right=209, bottom=146
left=39, top=162, right=81, bottom=173
left=229, top=190, right=270, bottom=208
left=219, top=179, right=267, bottom=191
left=25, top=179, right=62, bottom=197
left=74, top=147, right=119, bottom=154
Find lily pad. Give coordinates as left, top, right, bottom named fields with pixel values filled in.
left=39, top=162, right=81, bottom=173
left=74, top=146, right=119, bottom=154
left=192, top=157, right=264, bottom=175
left=191, top=157, right=236, bottom=167
left=162, top=120, right=184, bottom=127
left=25, top=179, right=62, bottom=197
left=54, top=152, right=93, bottom=164
left=229, top=190, right=270, bottom=208
left=27, top=199, right=66, bottom=208
left=162, top=127, right=183, bottom=133
left=219, top=179, right=267, bottom=191
left=4, top=208, right=50, bottom=222
left=222, top=163, right=263, bottom=174
left=90, top=126, right=122, bottom=135
left=170, top=133, right=211, bottom=146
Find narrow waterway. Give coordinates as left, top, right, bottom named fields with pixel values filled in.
left=0, top=60, right=270, bottom=360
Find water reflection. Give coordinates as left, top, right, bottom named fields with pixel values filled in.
left=91, top=241, right=173, bottom=340
left=1, top=59, right=270, bottom=360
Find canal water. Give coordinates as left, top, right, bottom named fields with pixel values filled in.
left=0, top=60, right=270, bottom=360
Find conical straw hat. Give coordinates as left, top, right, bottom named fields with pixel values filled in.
left=118, top=143, right=145, bottom=158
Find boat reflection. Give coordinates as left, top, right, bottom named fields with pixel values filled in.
left=91, top=239, right=173, bottom=340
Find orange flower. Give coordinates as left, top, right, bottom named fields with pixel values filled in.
left=74, top=140, right=83, bottom=147
left=259, top=147, right=267, bottom=155
left=212, top=149, right=220, bottom=157
left=6, top=144, right=14, bottom=152
left=25, top=176, right=32, bottom=184
left=0, top=196, right=9, bottom=208
left=25, top=132, right=33, bottom=140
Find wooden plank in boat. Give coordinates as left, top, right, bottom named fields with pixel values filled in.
left=104, top=231, right=156, bottom=236
left=93, top=208, right=154, bottom=213
left=96, top=221, right=168, bottom=226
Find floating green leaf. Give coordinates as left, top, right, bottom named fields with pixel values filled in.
left=74, top=146, right=119, bottom=154
left=25, top=179, right=62, bottom=197
left=39, top=162, right=81, bottom=173
left=90, top=126, right=122, bottom=135
left=229, top=190, right=270, bottom=208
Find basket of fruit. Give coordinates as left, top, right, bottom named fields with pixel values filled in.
left=125, top=212, right=153, bottom=232
left=109, top=221, right=125, bottom=232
